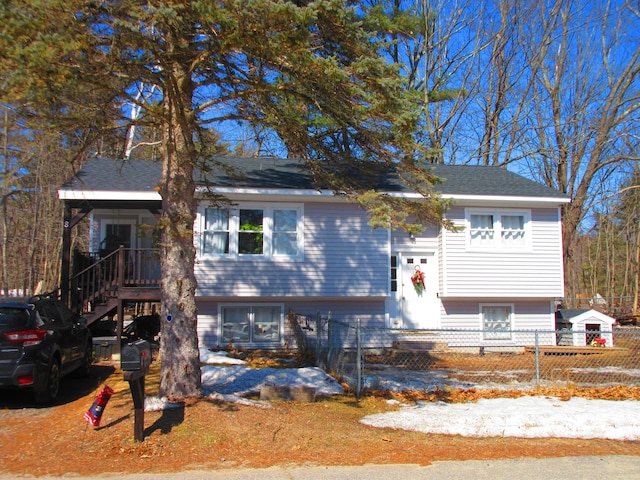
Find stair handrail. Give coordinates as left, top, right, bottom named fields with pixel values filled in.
left=70, top=248, right=122, bottom=315
left=69, top=247, right=162, bottom=316
left=71, top=248, right=119, bottom=279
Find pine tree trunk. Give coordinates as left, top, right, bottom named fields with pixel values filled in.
left=157, top=53, right=202, bottom=401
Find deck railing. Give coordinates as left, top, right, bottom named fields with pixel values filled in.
left=70, top=247, right=161, bottom=315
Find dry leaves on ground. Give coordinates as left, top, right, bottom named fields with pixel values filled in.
left=0, top=361, right=638, bottom=477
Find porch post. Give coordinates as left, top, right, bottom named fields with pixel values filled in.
left=60, top=203, right=92, bottom=308
left=116, top=298, right=124, bottom=359
left=60, top=204, right=72, bottom=304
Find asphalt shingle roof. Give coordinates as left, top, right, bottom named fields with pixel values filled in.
left=61, top=157, right=568, bottom=200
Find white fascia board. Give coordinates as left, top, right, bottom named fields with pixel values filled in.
left=387, top=191, right=570, bottom=207
left=196, top=186, right=336, bottom=197
left=59, top=186, right=570, bottom=207
left=58, top=190, right=161, bottom=201
left=443, top=193, right=570, bottom=204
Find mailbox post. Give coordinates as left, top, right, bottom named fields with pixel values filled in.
left=121, top=339, right=153, bottom=442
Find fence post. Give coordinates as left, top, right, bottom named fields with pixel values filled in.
left=326, top=318, right=334, bottom=372
left=535, top=330, right=540, bottom=383
left=356, top=318, right=362, bottom=399
left=316, top=311, right=321, bottom=367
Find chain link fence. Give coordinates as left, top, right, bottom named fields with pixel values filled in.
left=308, top=318, right=640, bottom=398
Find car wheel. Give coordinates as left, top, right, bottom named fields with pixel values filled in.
left=34, top=359, right=61, bottom=405
left=73, top=342, right=93, bottom=378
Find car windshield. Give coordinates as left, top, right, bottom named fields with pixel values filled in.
left=0, top=307, right=32, bottom=331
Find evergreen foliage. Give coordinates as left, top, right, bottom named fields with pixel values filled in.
left=0, top=1, right=450, bottom=399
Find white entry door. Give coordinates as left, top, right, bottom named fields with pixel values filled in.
left=391, top=252, right=440, bottom=330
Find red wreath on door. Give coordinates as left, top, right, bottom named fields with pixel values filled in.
left=411, top=265, right=426, bottom=296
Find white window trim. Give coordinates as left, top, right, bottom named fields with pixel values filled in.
left=480, top=303, right=514, bottom=342
left=465, top=208, right=531, bottom=251
left=218, top=303, right=285, bottom=346
left=197, top=202, right=304, bottom=261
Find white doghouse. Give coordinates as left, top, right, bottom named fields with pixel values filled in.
left=555, top=309, right=615, bottom=347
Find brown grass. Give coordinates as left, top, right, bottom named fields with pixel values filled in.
left=0, top=358, right=638, bottom=477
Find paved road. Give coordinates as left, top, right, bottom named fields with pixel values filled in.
left=1, top=456, right=638, bottom=480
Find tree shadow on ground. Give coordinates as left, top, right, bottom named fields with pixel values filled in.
left=144, top=405, right=185, bottom=436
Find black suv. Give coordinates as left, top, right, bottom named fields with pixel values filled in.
left=0, top=295, right=92, bottom=404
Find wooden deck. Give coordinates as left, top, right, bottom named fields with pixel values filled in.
left=524, top=345, right=627, bottom=355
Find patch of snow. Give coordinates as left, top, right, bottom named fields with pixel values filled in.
left=200, top=365, right=344, bottom=397
left=142, top=354, right=640, bottom=441
left=360, top=396, right=640, bottom=441
left=199, top=348, right=247, bottom=365
left=144, top=396, right=183, bottom=412
left=567, top=366, right=640, bottom=378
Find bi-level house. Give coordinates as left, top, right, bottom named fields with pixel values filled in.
left=58, top=157, right=569, bottom=351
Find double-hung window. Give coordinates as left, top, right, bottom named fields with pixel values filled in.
left=201, top=204, right=303, bottom=260
left=203, top=208, right=230, bottom=254
left=273, top=209, right=299, bottom=256
left=482, top=304, right=513, bottom=340
left=467, top=210, right=529, bottom=249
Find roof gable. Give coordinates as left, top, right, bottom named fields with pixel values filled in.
left=556, top=309, right=615, bottom=325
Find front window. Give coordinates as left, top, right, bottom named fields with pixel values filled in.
left=221, top=305, right=282, bottom=344
left=467, top=210, right=529, bottom=249
left=203, top=208, right=230, bottom=255
left=482, top=305, right=513, bottom=340
left=273, top=209, right=298, bottom=256
left=201, top=204, right=303, bottom=260
left=501, top=215, right=525, bottom=247
left=221, top=306, right=250, bottom=342
left=470, top=214, right=494, bottom=246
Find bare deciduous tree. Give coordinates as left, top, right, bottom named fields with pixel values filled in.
left=384, top=0, right=640, bottom=298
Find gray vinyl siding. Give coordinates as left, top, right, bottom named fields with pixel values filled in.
left=439, top=299, right=555, bottom=330
left=195, top=202, right=389, bottom=298
left=196, top=297, right=386, bottom=349
left=390, top=223, right=439, bottom=249
left=440, top=207, right=564, bottom=297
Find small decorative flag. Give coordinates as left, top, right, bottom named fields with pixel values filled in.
left=83, top=385, right=114, bottom=427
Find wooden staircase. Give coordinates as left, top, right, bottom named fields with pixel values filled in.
left=70, top=247, right=161, bottom=324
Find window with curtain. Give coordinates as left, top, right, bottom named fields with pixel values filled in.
left=203, top=208, right=230, bottom=255
left=470, top=214, right=494, bottom=246
left=273, top=209, right=298, bottom=256
left=221, top=304, right=282, bottom=344
left=467, top=210, right=529, bottom=249
left=501, top=215, right=525, bottom=247
left=221, top=306, right=250, bottom=342
left=482, top=305, right=513, bottom=340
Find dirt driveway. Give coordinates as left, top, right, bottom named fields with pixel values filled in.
left=0, top=361, right=638, bottom=477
